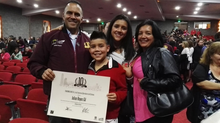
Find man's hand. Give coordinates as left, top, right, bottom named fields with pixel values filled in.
left=42, top=68, right=55, bottom=81
left=107, top=93, right=117, bottom=102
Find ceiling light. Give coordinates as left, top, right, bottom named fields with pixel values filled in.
left=127, top=11, right=131, bottom=15
left=175, top=6, right=180, bottom=10
left=97, top=18, right=101, bottom=21
left=33, top=4, right=39, bottom=8
left=86, top=20, right=89, bottom=23
left=134, top=16, right=137, bottom=19
left=117, top=3, right=122, bottom=8
left=194, top=11, right=198, bottom=14
left=197, top=3, right=203, bottom=6
left=176, top=15, right=179, bottom=18
left=55, top=10, right=60, bottom=14
left=17, top=0, right=22, bottom=3
left=195, top=7, right=200, bottom=11
left=123, top=8, right=127, bottom=12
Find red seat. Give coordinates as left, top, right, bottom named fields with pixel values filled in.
left=9, top=118, right=49, bottom=123
left=6, top=66, right=22, bottom=74
left=0, top=72, right=13, bottom=81
left=3, top=62, right=15, bottom=67
left=31, top=82, right=43, bottom=89
left=10, top=60, right=21, bottom=64
left=16, top=63, right=27, bottom=69
left=16, top=99, right=48, bottom=121
left=27, top=88, right=47, bottom=103
left=23, top=67, right=30, bottom=73
left=0, top=95, right=13, bottom=123
left=14, top=74, right=36, bottom=84
left=0, top=85, right=25, bottom=123
left=0, top=65, right=5, bottom=70
left=0, top=84, right=25, bottom=100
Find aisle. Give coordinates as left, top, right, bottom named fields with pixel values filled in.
left=172, top=82, right=193, bottom=123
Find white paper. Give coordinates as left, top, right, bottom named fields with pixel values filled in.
left=47, top=71, right=110, bottom=123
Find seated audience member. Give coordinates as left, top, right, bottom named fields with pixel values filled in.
left=22, top=47, right=32, bottom=58
left=84, top=31, right=127, bottom=123
left=1, top=48, right=10, bottom=62
left=10, top=47, right=23, bottom=62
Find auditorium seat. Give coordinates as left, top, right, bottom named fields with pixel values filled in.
left=3, top=62, right=15, bottom=67
left=0, top=64, right=5, bottom=70
left=0, top=72, right=13, bottom=81
left=10, top=60, right=21, bottom=64
left=31, top=82, right=43, bottom=89
left=9, top=118, right=49, bottom=123
left=16, top=99, right=48, bottom=121
left=16, top=63, right=27, bottom=69
left=27, top=88, right=47, bottom=103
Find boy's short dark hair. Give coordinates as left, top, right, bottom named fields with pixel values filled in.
left=90, top=31, right=108, bottom=44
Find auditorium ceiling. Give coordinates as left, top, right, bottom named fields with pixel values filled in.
left=1, top=0, right=220, bottom=23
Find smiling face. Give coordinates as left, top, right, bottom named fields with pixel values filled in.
left=137, top=25, right=154, bottom=50
left=111, top=20, right=128, bottom=42
left=89, top=38, right=110, bottom=62
left=63, top=3, right=83, bottom=34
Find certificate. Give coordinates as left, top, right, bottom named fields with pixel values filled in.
left=47, top=71, right=110, bottom=123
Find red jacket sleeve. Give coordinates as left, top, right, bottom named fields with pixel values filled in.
left=113, top=64, right=127, bottom=105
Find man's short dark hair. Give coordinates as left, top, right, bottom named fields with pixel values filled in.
left=90, top=31, right=108, bottom=44
left=67, top=0, right=82, bottom=9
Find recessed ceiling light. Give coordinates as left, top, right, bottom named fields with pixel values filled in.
left=33, top=4, right=39, bottom=8
left=55, top=10, right=60, bottom=14
left=195, top=7, right=200, bottom=11
left=175, top=6, right=180, bottom=10
left=123, top=8, right=127, bottom=12
left=134, top=16, right=137, bottom=19
left=86, top=20, right=89, bottom=23
left=117, top=3, right=122, bottom=8
left=197, top=3, right=203, bottom=6
left=17, top=0, right=22, bottom=3
left=176, top=15, right=179, bottom=18
left=97, top=18, right=101, bottom=21
left=127, top=11, right=131, bottom=15
left=194, top=11, right=198, bottom=14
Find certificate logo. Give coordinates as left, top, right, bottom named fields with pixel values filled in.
left=74, top=77, right=87, bottom=88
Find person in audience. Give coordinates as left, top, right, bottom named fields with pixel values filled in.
left=28, top=37, right=36, bottom=48
left=82, top=31, right=127, bottom=123
left=7, top=35, right=18, bottom=55
left=180, top=41, right=190, bottom=83
left=192, top=39, right=204, bottom=70
left=214, top=32, right=220, bottom=42
left=106, top=14, right=135, bottom=123
left=102, top=22, right=110, bottom=35
left=10, top=47, right=23, bottom=62
left=188, top=40, right=194, bottom=80
left=125, top=19, right=181, bottom=123
left=187, top=42, right=220, bottom=123
left=22, top=47, right=32, bottom=58
left=0, top=38, right=6, bottom=50
left=0, top=48, right=10, bottom=62
left=27, top=0, right=92, bottom=123
left=17, top=36, right=25, bottom=52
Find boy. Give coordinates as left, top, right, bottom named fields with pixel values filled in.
left=83, top=31, right=127, bottom=123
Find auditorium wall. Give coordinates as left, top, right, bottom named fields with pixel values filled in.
left=0, top=3, right=218, bottom=39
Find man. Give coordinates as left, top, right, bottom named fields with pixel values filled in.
left=192, top=39, right=204, bottom=70
left=214, top=32, right=220, bottom=41
left=27, top=0, right=92, bottom=123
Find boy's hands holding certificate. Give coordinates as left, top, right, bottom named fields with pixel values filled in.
left=107, top=93, right=117, bottom=102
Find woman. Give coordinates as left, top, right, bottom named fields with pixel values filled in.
left=0, top=48, right=10, bottom=62
left=10, top=47, right=23, bottom=62
left=180, top=41, right=190, bottom=83
left=130, top=19, right=181, bottom=123
left=107, top=14, right=135, bottom=65
left=188, top=40, right=194, bottom=79
left=187, top=42, right=220, bottom=123
left=106, top=14, right=135, bottom=123
left=22, top=47, right=32, bottom=58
